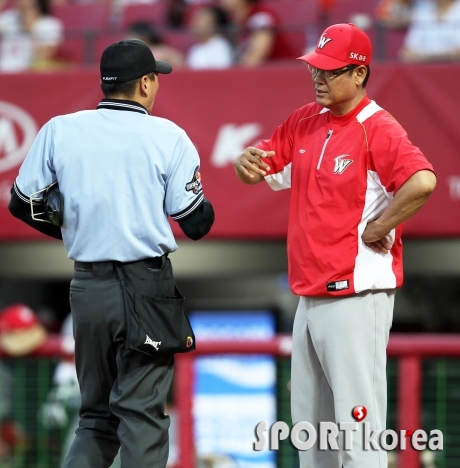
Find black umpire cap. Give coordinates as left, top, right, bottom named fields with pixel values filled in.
left=100, top=39, right=172, bottom=84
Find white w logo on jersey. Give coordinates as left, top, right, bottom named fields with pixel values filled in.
left=317, top=34, right=332, bottom=49
left=333, top=155, right=353, bottom=174
left=145, top=335, right=161, bottom=351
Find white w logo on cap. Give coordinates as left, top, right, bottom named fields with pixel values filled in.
left=318, top=34, right=332, bottom=49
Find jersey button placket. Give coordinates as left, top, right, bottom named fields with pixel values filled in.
left=316, top=130, right=333, bottom=170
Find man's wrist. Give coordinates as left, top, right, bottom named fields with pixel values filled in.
left=372, top=219, right=391, bottom=238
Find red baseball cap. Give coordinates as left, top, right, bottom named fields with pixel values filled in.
left=0, top=304, right=39, bottom=332
left=298, top=23, right=372, bottom=70
left=0, top=304, right=47, bottom=356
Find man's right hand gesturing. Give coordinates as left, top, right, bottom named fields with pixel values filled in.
left=234, top=147, right=275, bottom=184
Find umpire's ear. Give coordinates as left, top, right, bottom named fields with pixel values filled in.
left=139, top=73, right=159, bottom=113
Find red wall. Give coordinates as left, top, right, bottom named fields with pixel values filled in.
left=0, top=63, right=458, bottom=240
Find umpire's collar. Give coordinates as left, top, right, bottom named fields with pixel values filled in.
left=97, top=99, right=148, bottom=115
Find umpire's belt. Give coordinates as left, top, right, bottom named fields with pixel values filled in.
left=74, top=256, right=165, bottom=276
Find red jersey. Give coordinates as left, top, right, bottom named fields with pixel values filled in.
left=258, top=97, right=434, bottom=297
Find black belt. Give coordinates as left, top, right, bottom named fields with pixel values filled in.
left=75, top=256, right=164, bottom=271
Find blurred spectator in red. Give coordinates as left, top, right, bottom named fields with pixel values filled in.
left=126, top=21, right=185, bottom=68
left=376, top=0, right=413, bottom=27
left=0, top=0, right=63, bottom=72
left=317, top=0, right=335, bottom=28
left=0, top=303, right=46, bottom=355
left=399, top=0, right=460, bottom=61
left=0, top=304, right=45, bottom=461
left=186, top=5, right=233, bottom=69
left=166, top=0, right=186, bottom=29
left=219, top=0, right=290, bottom=66
left=0, top=0, right=10, bottom=12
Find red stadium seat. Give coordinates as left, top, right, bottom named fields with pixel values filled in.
left=382, top=27, right=407, bottom=59
left=95, top=32, right=125, bottom=63
left=263, top=0, right=320, bottom=27
left=57, top=32, right=123, bottom=65
left=183, top=1, right=216, bottom=26
left=56, top=35, right=86, bottom=63
left=0, top=0, right=13, bottom=13
left=324, top=0, right=380, bottom=25
left=121, top=3, right=168, bottom=30
left=163, top=30, right=194, bottom=54
left=53, top=4, right=111, bottom=32
left=277, top=30, right=308, bottom=58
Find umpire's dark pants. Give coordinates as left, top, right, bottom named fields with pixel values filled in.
left=62, top=258, right=175, bottom=468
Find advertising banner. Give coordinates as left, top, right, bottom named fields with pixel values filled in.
left=189, top=311, right=276, bottom=468
left=0, top=64, right=458, bottom=240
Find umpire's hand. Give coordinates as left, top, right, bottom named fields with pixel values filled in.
left=234, top=147, right=275, bottom=185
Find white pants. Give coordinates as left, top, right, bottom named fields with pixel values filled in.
left=291, top=290, right=395, bottom=468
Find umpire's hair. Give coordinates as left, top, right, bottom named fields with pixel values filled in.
left=101, top=72, right=156, bottom=98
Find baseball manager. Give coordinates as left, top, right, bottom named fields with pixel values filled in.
left=234, top=23, right=436, bottom=467
left=9, top=39, right=214, bottom=467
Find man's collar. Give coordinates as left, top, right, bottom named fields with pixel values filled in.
left=97, top=99, right=149, bottom=115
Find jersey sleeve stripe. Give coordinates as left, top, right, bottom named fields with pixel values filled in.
left=14, top=182, right=42, bottom=205
left=264, top=162, right=292, bottom=191
left=170, top=193, right=204, bottom=220
left=13, top=182, right=30, bottom=203
left=356, top=101, right=383, bottom=123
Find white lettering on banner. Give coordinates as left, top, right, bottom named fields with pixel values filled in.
left=0, top=101, right=38, bottom=174
left=0, top=179, right=12, bottom=207
left=448, top=176, right=460, bottom=200
left=0, top=119, right=17, bottom=155
left=210, top=123, right=262, bottom=167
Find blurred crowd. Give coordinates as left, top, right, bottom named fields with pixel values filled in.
left=377, top=0, right=460, bottom=62
left=0, top=0, right=459, bottom=72
left=0, top=304, right=123, bottom=465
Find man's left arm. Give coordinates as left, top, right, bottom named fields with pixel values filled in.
left=9, top=183, right=62, bottom=239
left=166, top=134, right=214, bottom=240
left=8, top=119, right=62, bottom=239
left=362, top=170, right=436, bottom=253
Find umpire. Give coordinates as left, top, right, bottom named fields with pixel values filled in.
left=9, top=39, right=214, bottom=467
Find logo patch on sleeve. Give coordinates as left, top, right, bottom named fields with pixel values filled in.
left=185, top=166, right=202, bottom=194
left=326, top=280, right=349, bottom=291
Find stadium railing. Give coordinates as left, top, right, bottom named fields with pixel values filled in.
left=175, top=334, right=460, bottom=468
left=1, top=334, right=460, bottom=468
